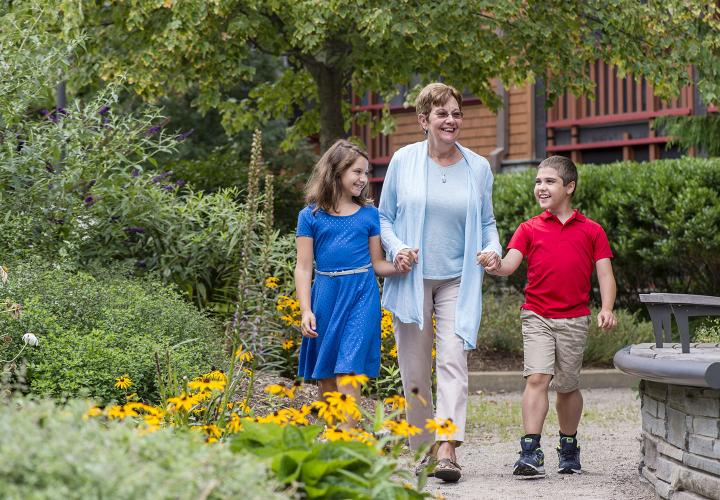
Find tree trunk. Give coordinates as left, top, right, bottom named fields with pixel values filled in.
left=305, top=60, right=347, bottom=152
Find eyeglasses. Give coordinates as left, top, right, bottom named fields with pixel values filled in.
left=430, top=110, right=463, bottom=120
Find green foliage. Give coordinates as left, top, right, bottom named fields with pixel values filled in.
left=491, top=158, right=720, bottom=305
left=479, top=291, right=654, bottom=365
left=0, top=15, right=300, bottom=309
left=656, top=114, right=720, bottom=158
left=0, top=397, right=284, bottom=499
left=694, top=318, right=720, bottom=343
left=230, top=421, right=427, bottom=499
left=36, top=0, right=720, bottom=150
left=169, top=136, right=313, bottom=232
left=0, top=261, right=222, bottom=402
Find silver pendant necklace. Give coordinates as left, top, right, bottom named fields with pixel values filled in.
left=441, top=172, right=447, bottom=183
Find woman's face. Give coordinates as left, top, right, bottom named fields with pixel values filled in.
left=419, top=97, right=463, bottom=145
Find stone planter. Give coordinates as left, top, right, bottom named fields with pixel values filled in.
left=615, top=343, right=720, bottom=500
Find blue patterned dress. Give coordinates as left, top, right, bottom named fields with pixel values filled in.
left=296, top=204, right=382, bottom=380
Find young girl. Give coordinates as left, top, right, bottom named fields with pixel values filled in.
left=295, top=139, right=403, bottom=426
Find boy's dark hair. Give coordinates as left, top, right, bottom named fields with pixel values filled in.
left=538, top=155, right=578, bottom=195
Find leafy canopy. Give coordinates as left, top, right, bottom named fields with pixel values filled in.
left=18, top=1, right=720, bottom=150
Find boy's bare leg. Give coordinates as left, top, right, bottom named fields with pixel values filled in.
left=336, top=377, right=361, bottom=430
left=556, top=389, right=583, bottom=435
left=522, top=374, right=553, bottom=433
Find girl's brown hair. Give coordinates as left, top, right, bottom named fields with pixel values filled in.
left=305, top=139, right=372, bottom=213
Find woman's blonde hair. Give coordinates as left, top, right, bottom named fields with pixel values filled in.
left=305, top=139, right=372, bottom=213
left=415, top=82, right=463, bottom=116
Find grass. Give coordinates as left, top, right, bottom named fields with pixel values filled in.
left=466, top=390, right=641, bottom=442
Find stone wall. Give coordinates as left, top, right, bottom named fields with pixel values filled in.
left=640, top=380, right=720, bottom=499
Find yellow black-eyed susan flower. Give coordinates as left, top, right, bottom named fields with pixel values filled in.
left=167, top=392, right=198, bottom=412
left=114, top=374, right=132, bottom=390
left=325, top=391, right=361, bottom=421
left=337, top=374, right=369, bottom=389
left=425, top=417, right=458, bottom=439
left=383, top=394, right=407, bottom=411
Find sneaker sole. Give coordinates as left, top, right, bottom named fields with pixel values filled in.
left=434, top=469, right=461, bottom=483
left=558, top=467, right=582, bottom=474
left=513, top=465, right=546, bottom=479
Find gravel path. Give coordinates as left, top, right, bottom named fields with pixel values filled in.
left=424, top=388, right=655, bottom=500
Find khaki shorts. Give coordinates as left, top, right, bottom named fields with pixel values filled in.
left=521, top=309, right=590, bottom=393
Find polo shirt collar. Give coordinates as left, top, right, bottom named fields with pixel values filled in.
left=541, top=209, right=586, bottom=224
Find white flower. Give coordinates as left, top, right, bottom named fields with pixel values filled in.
left=22, top=333, right=38, bottom=347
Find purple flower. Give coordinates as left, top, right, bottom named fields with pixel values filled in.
left=175, top=179, right=186, bottom=188
left=131, top=168, right=140, bottom=177
left=47, top=107, right=68, bottom=123
left=98, top=105, right=110, bottom=116
left=135, top=259, right=147, bottom=269
left=176, top=128, right=194, bottom=141
left=84, top=196, right=95, bottom=206
left=162, top=185, right=174, bottom=191
left=124, top=226, right=146, bottom=234
left=146, top=125, right=163, bottom=136
left=151, top=171, right=173, bottom=183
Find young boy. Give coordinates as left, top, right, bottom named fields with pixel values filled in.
left=478, top=155, right=617, bottom=478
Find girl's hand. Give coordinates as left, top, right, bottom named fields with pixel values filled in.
left=394, top=248, right=419, bottom=272
left=301, top=310, right=318, bottom=338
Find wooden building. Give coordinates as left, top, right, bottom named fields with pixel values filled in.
left=352, top=67, right=717, bottom=196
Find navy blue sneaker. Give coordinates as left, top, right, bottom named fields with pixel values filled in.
left=557, top=436, right=582, bottom=474
left=513, top=437, right=546, bottom=479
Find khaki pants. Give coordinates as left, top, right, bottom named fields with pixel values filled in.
left=521, top=309, right=590, bottom=393
left=394, top=277, right=467, bottom=449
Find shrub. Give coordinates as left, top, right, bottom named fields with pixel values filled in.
left=0, top=397, right=284, bottom=499
left=0, top=13, right=296, bottom=308
left=0, top=261, right=222, bottom=402
left=492, top=158, right=720, bottom=306
left=478, top=291, right=654, bottom=365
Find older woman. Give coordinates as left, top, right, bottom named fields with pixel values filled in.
left=379, top=82, right=501, bottom=482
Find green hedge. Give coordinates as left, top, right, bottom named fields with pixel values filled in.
left=492, top=158, right=720, bottom=306
left=0, top=262, right=222, bottom=402
left=0, top=398, right=283, bottom=499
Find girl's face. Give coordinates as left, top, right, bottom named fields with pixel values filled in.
left=339, top=156, right=369, bottom=199
left=419, top=96, right=463, bottom=145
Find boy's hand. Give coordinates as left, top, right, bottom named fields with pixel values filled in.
left=476, top=251, right=501, bottom=272
left=597, top=309, right=617, bottom=330
left=301, top=310, right=318, bottom=338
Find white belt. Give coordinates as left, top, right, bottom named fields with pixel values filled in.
left=315, top=263, right=372, bottom=277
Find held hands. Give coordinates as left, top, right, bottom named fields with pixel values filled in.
left=394, top=247, right=419, bottom=273
left=597, top=309, right=617, bottom=331
left=476, top=251, right=501, bottom=274
left=300, top=310, right=318, bottom=338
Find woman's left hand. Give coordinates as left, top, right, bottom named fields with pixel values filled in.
left=476, top=251, right=500, bottom=272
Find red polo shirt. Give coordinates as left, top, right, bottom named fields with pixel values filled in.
left=507, top=209, right=613, bottom=318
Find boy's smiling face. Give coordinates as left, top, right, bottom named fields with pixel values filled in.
left=534, top=166, right=575, bottom=212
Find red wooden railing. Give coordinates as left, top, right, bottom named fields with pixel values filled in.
left=546, top=62, right=695, bottom=162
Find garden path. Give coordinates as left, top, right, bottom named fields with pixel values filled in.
left=425, top=388, right=654, bottom=500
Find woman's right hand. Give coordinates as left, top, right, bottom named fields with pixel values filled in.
left=300, top=310, right=318, bottom=338
left=394, top=248, right=419, bottom=273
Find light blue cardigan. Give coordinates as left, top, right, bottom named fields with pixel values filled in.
left=378, top=140, right=502, bottom=349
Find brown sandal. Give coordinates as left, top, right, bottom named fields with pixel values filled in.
left=434, top=458, right=462, bottom=482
